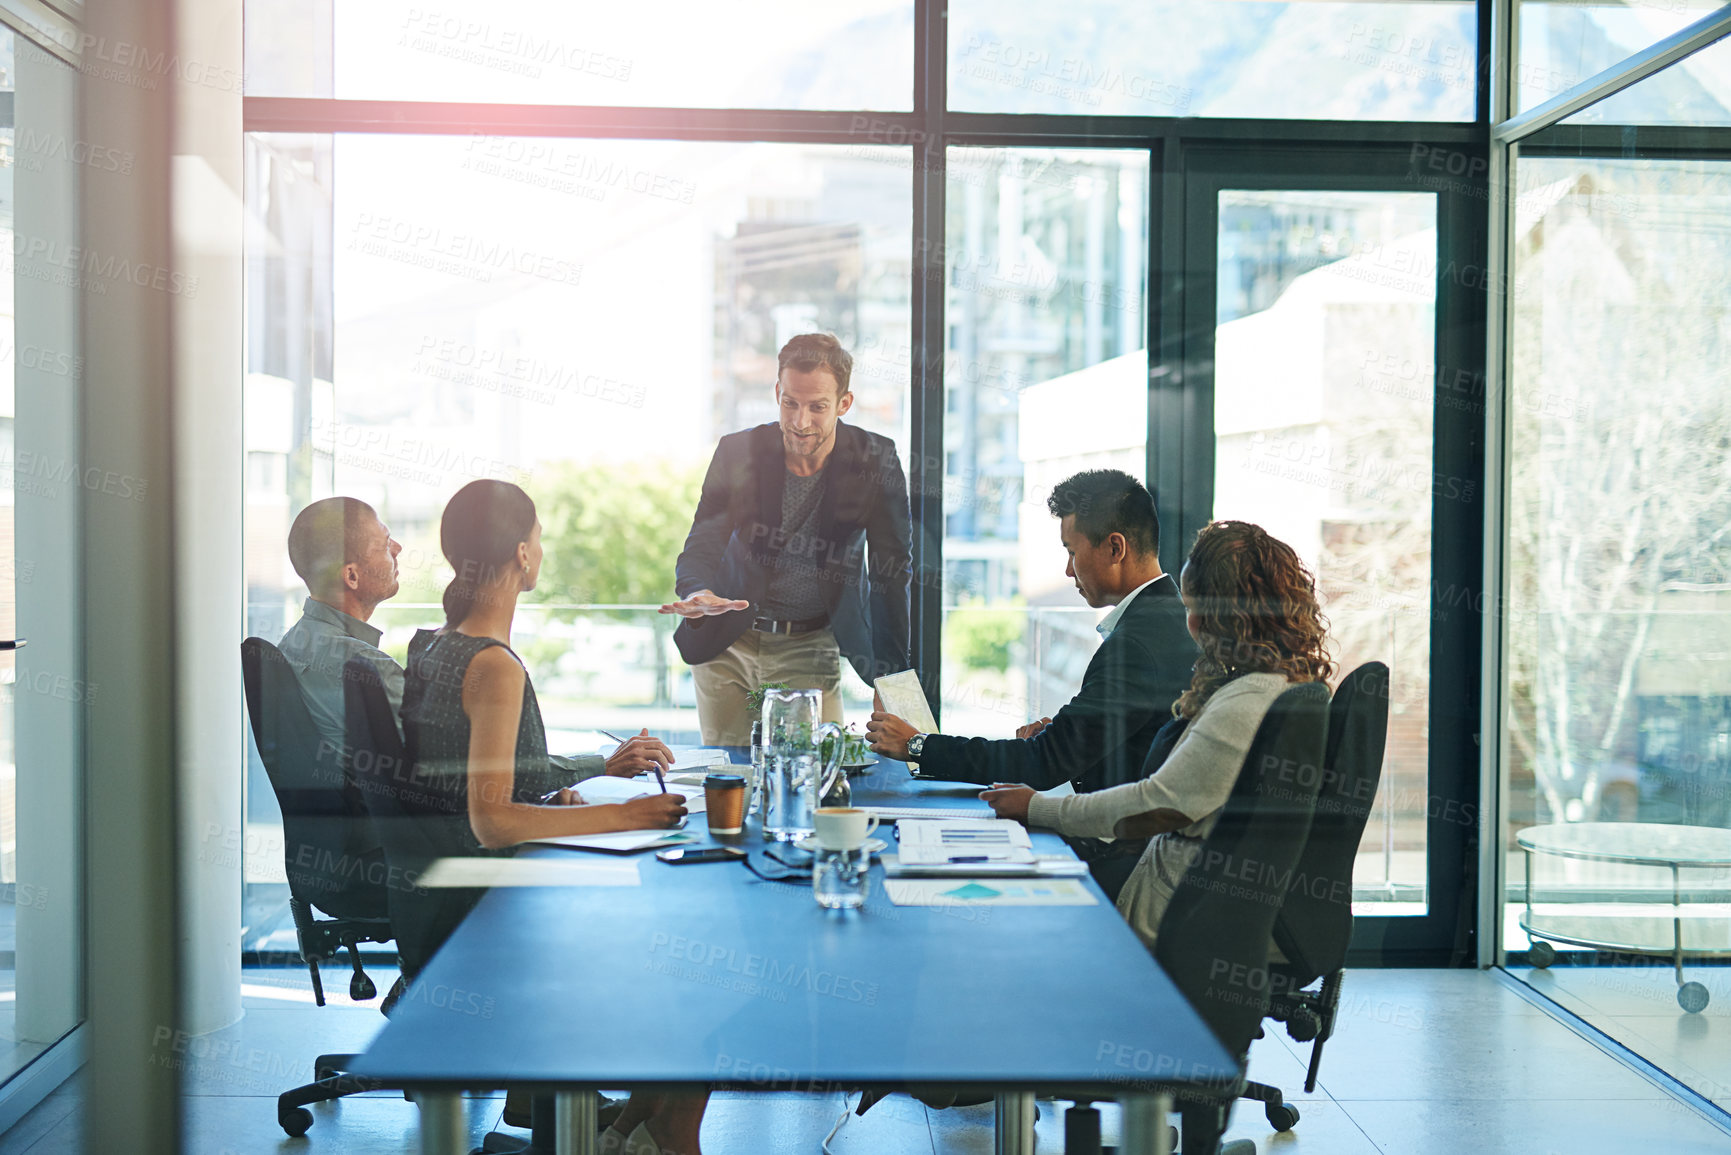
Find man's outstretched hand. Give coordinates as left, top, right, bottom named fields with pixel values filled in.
left=658, top=589, right=751, bottom=620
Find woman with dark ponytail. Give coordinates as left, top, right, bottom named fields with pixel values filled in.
left=983, top=520, right=1333, bottom=952
left=399, top=480, right=705, bottom=1155
left=403, top=479, right=688, bottom=848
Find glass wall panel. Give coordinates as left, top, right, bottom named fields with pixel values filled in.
left=1517, top=0, right=1724, bottom=112
left=1212, top=189, right=1438, bottom=915
left=0, top=24, right=19, bottom=1071
left=242, top=132, right=334, bottom=949
left=940, top=147, right=1148, bottom=735
left=4, top=30, right=84, bottom=1082
left=1561, top=35, right=1731, bottom=127
left=1504, top=143, right=1731, bottom=1106
left=243, top=135, right=910, bottom=949
left=949, top=0, right=1475, bottom=121
left=246, top=0, right=914, bottom=110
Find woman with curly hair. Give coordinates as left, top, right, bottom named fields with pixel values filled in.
left=983, top=519, right=1333, bottom=950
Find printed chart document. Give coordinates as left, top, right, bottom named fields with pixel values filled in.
left=896, top=818, right=1036, bottom=866
left=883, top=878, right=1097, bottom=907
left=419, top=857, right=642, bottom=888
left=873, top=670, right=938, bottom=733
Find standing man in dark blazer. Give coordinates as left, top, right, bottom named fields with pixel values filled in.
left=866, top=469, right=1194, bottom=896
left=661, top=334, right=913, bottom=745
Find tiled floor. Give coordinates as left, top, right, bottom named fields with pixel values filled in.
left=2, top=967, right=1729, bottom=1153
left=1512, top=961, right=1731, bottom=1112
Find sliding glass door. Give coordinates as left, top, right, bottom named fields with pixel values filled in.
left=1175, top=147, right=1486, bottom=962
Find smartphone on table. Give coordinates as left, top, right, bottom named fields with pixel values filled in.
left=656, top=846, right=747, bottom=865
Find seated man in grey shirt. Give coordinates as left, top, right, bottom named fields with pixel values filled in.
left=279, top=496, right=670, bottom=779
left=278, top=497, right=409, bottom=757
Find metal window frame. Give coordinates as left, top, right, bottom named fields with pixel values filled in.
left=1482, top=1, right=1731, bottom=971
left=241, top=0, right=1501, bottom=963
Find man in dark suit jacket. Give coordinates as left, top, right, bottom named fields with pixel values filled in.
left=866, top=469, right=1195, bottom=897
left=661, top=334, right=912, bottom=745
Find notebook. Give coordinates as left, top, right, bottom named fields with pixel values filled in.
left=865, top=805, right=992, bottom=821
left=530, top=829, right=696, bottom=854
left=570, top=774, right=707, bottom=813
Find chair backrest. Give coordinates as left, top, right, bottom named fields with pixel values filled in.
left=1154, top=681, right=1330, bottom=1060
left=1270, top=662, right=1391, bottom=980
left=240, top=637, right=384, bottom=917
left=343, top=655, right=488, bottom=980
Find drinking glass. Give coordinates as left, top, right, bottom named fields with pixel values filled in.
left=812, top=845, right=871, bottom=910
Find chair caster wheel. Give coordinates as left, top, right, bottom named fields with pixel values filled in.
left=1265, top=1101, right=1300, bottom=1131
left=1529, top=940, right=1556, bottom=968
left=279, top=1106, right=314, bottom=1137
left=1679, top=981, right=1710, bottom=1013
left=352, top=972, right=377, bottom=1001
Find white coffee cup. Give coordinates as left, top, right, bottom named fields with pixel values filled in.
left=813, top=807, right=879, bottom=850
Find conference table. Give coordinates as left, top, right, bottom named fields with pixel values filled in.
left=350, top=758, right=1236, bottom=1155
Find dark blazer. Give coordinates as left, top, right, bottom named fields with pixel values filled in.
left=673, top=421, right=912, bottom=684
left=915, top=575, right=1196, bottom=793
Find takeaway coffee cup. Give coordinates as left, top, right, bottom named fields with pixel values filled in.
left=813, top=807, right=879, bottom=850
left=705, top=773, right=748, bottom=835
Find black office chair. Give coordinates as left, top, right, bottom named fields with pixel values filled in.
left=240, top=637, right=397, bottom=1138
left=1061, top=681, right=1329, bottom=1155
left=345, top=655, right=567, bottom=1155
left=1237, top=661, right=1390, bottom=1134
left=342, top=654, right=486, bottom=982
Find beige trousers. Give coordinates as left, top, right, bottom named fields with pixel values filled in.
left=690, top=626, right=844, bottom=746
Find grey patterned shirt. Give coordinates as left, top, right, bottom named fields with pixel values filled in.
left=759, top=468, right=831, bottom=621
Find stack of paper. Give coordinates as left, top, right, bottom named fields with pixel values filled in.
left=880, top=852, right=1090, bottom=879
left=419, top=857, right=643, bottom=887
left=866, top=805, right=991, bottom=821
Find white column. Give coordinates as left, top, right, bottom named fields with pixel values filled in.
left=172, top=0, right=244, bottom=1035
left=81, top=0, right=182, bottom=1144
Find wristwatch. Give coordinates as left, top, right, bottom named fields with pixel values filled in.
left=906, top=734, right=926, bottom=765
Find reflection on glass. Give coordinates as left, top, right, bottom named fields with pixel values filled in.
left=1518, top=0, right=1724, bottom=113
left=1506, top=155, right=1731, bottom=1072
left=950, top=0, right=1475, bottom=121
left=941, top=148, right=1148, bottom=734
left=242, top=136, right=911, bottom=948
left=1213, top=190, right=1437, bottom=914
left=247, top=0, right=914, bottom=109
left=0, top=24, right=17, bottom=1077
left=1560, top=34, right=1731, bottom=127
left=243, top=133, right=335, bottom=947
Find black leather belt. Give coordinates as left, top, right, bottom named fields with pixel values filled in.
left=752, top=616, right=827, bottom=635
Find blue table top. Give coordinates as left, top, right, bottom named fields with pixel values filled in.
left=350, top=759, right=1235, bottom=1093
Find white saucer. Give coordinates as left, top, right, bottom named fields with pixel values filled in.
left=794, top=836, right=887, bottom=855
